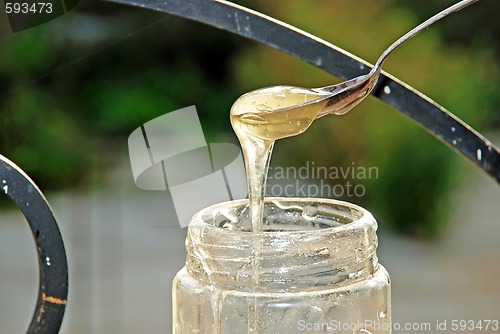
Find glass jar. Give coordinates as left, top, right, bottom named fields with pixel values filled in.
left=173, top=198, right=391, bottom=333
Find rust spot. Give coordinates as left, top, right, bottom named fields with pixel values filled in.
left=42, top=293, right=67, bottom=305
left=37, top=305, right=46, bottom=323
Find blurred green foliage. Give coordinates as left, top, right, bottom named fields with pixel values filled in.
left=0, top=1, right=246, bottom=189
left=0, top=0, right=498, bottom=237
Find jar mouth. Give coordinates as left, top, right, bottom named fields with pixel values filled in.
left=186, top=198, right=379, bottom=292
left=191, top=197, right=372, bottom=234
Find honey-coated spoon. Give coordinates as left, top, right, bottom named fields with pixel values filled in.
left=231, top=0, right=479, bottom=142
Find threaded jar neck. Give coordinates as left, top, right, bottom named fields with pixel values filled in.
left=185, top=198, right=379, bottom=293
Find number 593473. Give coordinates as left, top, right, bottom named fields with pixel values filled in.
left=4, top=2, right=53, bottom=14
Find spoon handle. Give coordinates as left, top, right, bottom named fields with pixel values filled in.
left=371, top=0, right=479, bottom=76
left=317, top=0, right=480, bottom=117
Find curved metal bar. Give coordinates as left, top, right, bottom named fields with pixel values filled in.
left=107, top=0, right=500, bottom=183
left=0, top=154, right=68, bottom=334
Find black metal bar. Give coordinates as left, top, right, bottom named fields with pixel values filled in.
left=106, top=0, right=500, bottom=183
left=0, top=154, right=68, bottom=334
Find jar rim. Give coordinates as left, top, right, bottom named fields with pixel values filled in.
left=190, top=197, right=375, bottom=235
left=186, top=197, right=379, bottom=291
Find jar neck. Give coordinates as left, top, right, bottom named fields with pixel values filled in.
left=185, top=198, right=379, bottom=293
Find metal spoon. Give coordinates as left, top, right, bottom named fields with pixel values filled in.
left=312, top=0, right=479, bottom=118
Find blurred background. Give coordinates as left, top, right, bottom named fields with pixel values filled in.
left=0, top=0, right=499, bottom=333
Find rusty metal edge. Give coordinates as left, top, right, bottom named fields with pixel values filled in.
left=106, top=0, right=500, bottom=183
left=0, top=154, right=68, bottom=334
